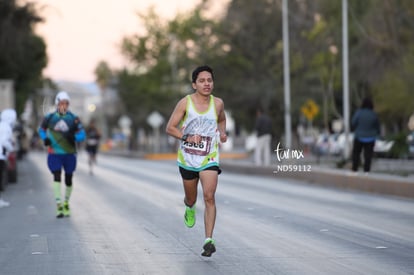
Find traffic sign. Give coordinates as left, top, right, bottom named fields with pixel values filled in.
left=147, top=111, right=164, bottom=128
left=301, top=99, right=319, bottom=121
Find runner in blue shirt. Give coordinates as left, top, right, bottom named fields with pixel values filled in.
left=38, top=91, right=86, bottom=218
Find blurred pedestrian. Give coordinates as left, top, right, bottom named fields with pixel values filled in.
left=38, top=91, right=86, bottom=218
left=15, top=120, right=29, bottom=159
left=254, top=107, right=272, bottom=166
left=165, top=65, right=227, bottom=257
left=351, top=97, right=380, bottom=173
left=85, top=119, right=101, bottom=175
left=0, top=109, right=16, bottom=208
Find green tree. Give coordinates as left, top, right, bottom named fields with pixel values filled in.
left=117, top=2, right=226, bottom=129
left=112, top=0, right=414, bottom=141
left=297, top=6, right=342, bottom=131
left=373, top=49, right=414, bottom=130
left=0, top=0, right=47, bottom=113
left=94, top=61, right=113, bottom=91
left=214, top=0, right=283, bottom=135
left=287, top=0, right=414, bottom=133
left=118, top=7, right=182, bottom=129
left=351, top=0, right=414, bottom=131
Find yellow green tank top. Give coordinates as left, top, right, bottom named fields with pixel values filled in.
left=177, top=95, right=219, bottom=171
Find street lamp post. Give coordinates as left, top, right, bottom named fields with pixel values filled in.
left=282, top=0, right=292, bottom=149
left=342, top=0, right=351, bottom=159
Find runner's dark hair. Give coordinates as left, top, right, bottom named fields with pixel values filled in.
left=192, top=65, right=214, bottom=83
left=361, top=97, right=374, bottom=109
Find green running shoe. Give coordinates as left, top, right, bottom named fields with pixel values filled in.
left=63, top=201, right=71, bottom=217
left=201, top=239, right=216, bottom=257
left=56, top=204, right=64, bottom=218
left=184, top=205, right=195, bottom=228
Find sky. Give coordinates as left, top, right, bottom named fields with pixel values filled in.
left=35, top=0, right=214, bottom=83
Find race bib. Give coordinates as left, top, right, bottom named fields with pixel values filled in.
left=182, top=136, right=212, bottom=156
left=87, top=139, right=99, bottom=146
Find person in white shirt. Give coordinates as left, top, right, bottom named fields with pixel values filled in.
left=0, top=109, right=17, bottom=208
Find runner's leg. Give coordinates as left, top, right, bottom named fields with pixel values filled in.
left=183, top=178, right=198, bottom=207
left=199, top=170, right=218, bottom=238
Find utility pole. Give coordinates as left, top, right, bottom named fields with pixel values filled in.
left=282, top=0, right=292, bottom=148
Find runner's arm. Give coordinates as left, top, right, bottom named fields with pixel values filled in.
left=166, top=97, right=187, bottom=140
left=216, top=98, right=227, bottom=143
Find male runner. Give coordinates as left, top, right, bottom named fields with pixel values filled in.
left=166, top=65, right=227, bottom=257
left=38, top=91, right=86, bottom=218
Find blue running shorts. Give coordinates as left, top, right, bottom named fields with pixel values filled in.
left=47, top=154, right=77, bottom=174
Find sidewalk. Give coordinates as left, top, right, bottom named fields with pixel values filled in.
left=103, top=149, right=414, bottom=199
left=220, top=154, right=414, bottom=199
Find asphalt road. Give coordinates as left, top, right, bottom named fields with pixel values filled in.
left=0, top=152, right=413, bottom=275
